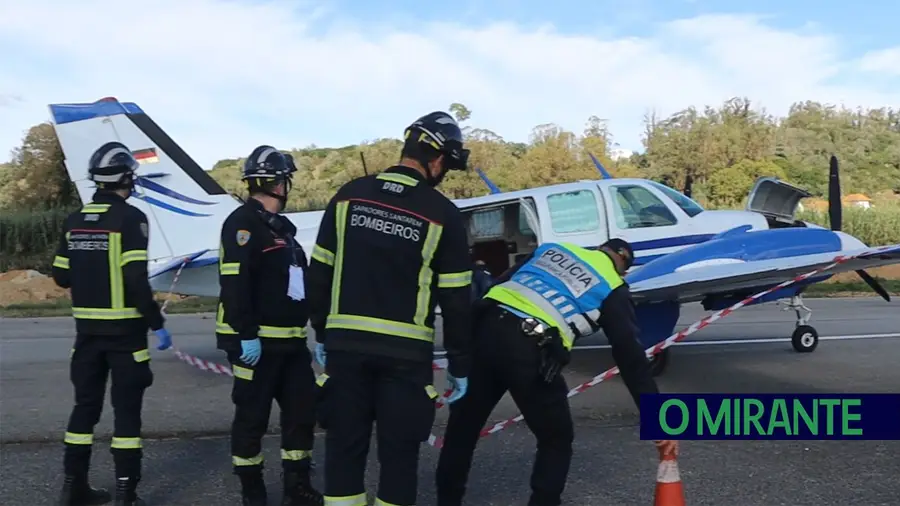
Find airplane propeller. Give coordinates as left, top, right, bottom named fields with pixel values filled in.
left=828, top=155, right=891, bottom=301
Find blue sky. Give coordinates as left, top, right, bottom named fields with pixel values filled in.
left=1, top=0, right=898, bottom=168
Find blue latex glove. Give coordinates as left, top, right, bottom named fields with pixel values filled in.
left=446, top=374, right=468, bottom=404
left=314, top=343, right=326, bottom=367
left=154, top=328, right=172, bottom=351
left=240, top=338, right=262, bottom=366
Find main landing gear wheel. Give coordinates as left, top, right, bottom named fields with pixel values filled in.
left=791, top=325, right=819, bottom=353
left=782, top=293, right=818, bottom=353
left=649, top=348, right=670, bottom=377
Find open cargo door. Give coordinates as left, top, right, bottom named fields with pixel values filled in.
left=746, top=177, right=812, bottom=224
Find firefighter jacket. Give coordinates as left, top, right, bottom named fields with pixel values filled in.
left=215, top=198, right=310, bottom=352
left=484, top=241, right=659, bottom=406
left=51, top=191, right=165, bottom=339
left=306, top=165, right=475, bottom=378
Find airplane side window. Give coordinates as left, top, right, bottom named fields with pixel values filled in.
left=547, top=190, right=600, bottom=234
left=648, top=181, right=705, bottom=217
left=611, top=185, right=677, bottom=229
left=469, top=208, right=505, bottom=238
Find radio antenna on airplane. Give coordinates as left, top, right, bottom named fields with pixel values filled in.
left=359, top=152, right=369, bottom=176
left=683, top=174, right=693, bottom=198
left=475, top=167, right=502, bottom=194
left=588, top=153, right=613, bottom=179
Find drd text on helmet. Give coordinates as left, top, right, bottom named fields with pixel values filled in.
left=402, top=111, right=470, bottom=185
left=87, top=141, right=141, bottom=191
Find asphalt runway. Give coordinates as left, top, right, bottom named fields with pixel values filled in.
left=2, top=297, right=899, bottom=505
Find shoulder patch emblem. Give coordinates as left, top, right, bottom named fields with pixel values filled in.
left=140, top=222, right=149, bottom=238
left=236, top=229, right=251, bottom=246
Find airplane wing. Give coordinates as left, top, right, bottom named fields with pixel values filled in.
left=628, top=244, right=900, bottom=303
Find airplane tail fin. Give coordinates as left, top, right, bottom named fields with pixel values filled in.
left=48, top=97, right=239, bottom=264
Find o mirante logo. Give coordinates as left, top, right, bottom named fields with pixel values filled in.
left=639, top=394, right=900, bottom=440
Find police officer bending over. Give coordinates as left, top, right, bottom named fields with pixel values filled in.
left=306, top=111, right=475, bottom=506
left=215, top=146, right=323, bottom=506
left=52, top=142, right=173, bottom=506
left=435, top=239, right=679, bottom=506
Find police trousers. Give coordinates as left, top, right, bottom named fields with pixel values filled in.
left=319, top=349, right=438, bottom=506
left=64, top=334, right=154, bottom=480
left=227, top=346, right=317, bottom=475
left=435, top=306, right=575, bottom=506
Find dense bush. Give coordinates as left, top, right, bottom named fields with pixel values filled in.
left=0, top=207, right=73, bottom=273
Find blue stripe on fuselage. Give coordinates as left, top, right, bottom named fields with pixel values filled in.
left=131, top=193, right=212, bottom=217
left=134, top=176, right=216, bottom=206
left=591, top=234, right=716, bottom=266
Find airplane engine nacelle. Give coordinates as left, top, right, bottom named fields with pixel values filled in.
left=633, top=300, right=680, bottom=349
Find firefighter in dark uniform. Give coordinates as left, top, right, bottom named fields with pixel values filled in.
left=215, top=145, right=324, bottom=506
left=51, top=141, right=173, bottom=506
left=435, top=239, right=679, bottom=506
left=306, top=111, right=475, bottom=506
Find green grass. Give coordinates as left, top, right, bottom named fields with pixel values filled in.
left=801, top=278, right=900, bottom=297
left=0, top=296, right=219, bottom=318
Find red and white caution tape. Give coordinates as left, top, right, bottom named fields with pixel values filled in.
left=425, top=249, right=889, bottom=448
left=158, top=257, right=452, bottom=376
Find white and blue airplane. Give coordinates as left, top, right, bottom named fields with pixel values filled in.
left=48, top=97, right=900, bottom=375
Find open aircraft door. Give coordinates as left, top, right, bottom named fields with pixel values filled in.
left=518, top=197, right=542, bottom=243
left=745, top=177, right=812, bottom=225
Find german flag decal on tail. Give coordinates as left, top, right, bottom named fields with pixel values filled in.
left=132, top=148, right=160, bottom=164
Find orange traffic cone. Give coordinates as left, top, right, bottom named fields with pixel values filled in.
left=654, top=447, right=685, bottom=506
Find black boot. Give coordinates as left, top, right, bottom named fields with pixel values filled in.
left=239, top=471, right=268, bottom=506
left=113, top=477, right=145, bottom=506
left=58, top=474, right=112, bottom=506
left=281, top=469, right=323, bottom=506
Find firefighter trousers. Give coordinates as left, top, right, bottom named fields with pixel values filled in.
left=63, top=334, right=154, bottom=480
left=435, top=306, right=575, bottom=506
left=227, top=345, right=317, bottom=475
left=319, top=349, right=438, bottom=506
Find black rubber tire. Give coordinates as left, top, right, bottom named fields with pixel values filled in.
left=791, top=325, right=819, bottom=353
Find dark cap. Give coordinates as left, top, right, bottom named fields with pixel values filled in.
left=601, top=238, right=634, bottom=271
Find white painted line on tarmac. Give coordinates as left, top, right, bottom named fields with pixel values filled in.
left=567, top=332, right=900, bottom=350
left=430, top=333, right=900, bottom=356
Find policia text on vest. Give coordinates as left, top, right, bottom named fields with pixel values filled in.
left=435, top=241, right=662, bottom=506
left=52, top=192, right=167, bottom=504
left=307, top=166, right=475, bottom=506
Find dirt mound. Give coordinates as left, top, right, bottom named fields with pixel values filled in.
left=0, top=270, right=69, bottom=306
left=0, top=269, right=202, bottom=307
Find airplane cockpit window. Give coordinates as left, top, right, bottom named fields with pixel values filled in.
left=648, top=181, right=705, bottom=217
left=546, top=190, right=600, bottom=234
left=469, top=208, right=505, bottom=239
left=611, top=185, right=677, bottom=229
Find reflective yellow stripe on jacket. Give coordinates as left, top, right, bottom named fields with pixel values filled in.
left=323, top=198, right=475, bottom=344
left=215, top=304, right=308, bottom=338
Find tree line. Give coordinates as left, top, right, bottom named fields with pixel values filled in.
left=2, top=97, right=899, bottom=274
left=2, top=98, right=899, bottom=215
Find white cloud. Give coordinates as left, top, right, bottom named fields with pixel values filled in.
left=859, top=47, right=900, bottom=76
left=0, top=1, right=898, bottom=168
